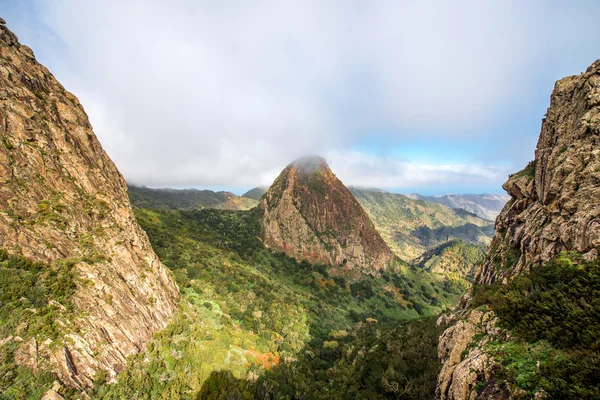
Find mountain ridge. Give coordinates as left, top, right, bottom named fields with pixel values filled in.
left=404, top=193, right=510, bottom=220
left=127, top=185, right=258, bottom=211
left=241, top=186, right=267, bottom=200
left=350, top=188, right=494, bottom=262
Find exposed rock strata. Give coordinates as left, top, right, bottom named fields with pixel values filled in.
left=0, top=19, right=179, bottom=388
left=436, top=300, right=504, bottom=400
left=260, top=156, right=393, bottom=275
left=480, top=59, right=600, bottom=285
left=437, top=59, right=600, bottom=399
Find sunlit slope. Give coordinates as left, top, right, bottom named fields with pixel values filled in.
left=128, top=185, right=258, bottom=211
left=94, top=207, right=464, bottom=398
left=351, top=188, right=494, bottom=261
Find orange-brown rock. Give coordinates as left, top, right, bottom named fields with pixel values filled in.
left=0, top=20, right=179, bottom=388
left=259, top=156, right=393, bottom=275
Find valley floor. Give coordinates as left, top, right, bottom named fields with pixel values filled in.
left=88, top=207, right=463, bottom=399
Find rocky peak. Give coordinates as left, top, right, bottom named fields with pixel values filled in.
left=259, top=156, right=393, bottom=276
left=0, top=20, right=179, bottom=389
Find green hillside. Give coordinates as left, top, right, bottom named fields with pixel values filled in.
left=127, top=185, right=258, bottom=211
left=470, top=252, right=600, bottom=398
left=199, top=317, right=447, bottom=399
left=351, top=188, right=494, bottom=261
left=242, top=187, right=268, bottom=200
left=406, top=193, right=510, bottom=220
left=92, top=207, right=463, bottom=399
left=415, top=239, right=487, bottom=288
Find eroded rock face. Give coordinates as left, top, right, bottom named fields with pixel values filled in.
left=0, top=20, right=179, bottom=388
left=260, top=156, right=393, bottom=275
left=436, top=304, right=504, bottom=400
left=479, top=59, right=600, bottom=285
left=437, top=59, right=600, bottom=399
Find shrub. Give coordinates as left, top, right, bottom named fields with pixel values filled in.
left=473, top=252, right=600, bottom=397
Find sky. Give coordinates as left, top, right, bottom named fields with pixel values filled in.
left=2, top=1, right=600, bottom=195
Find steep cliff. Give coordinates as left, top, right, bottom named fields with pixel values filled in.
left=259, top=156, right=393, bottom=275
left=0, top=19, right=179, bottom=391
left=478, top=59, right=600, bottom=285
left=436, top=59, right=600, bottom=399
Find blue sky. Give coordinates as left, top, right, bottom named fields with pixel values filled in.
left=2, top=1, right=600, bottom=195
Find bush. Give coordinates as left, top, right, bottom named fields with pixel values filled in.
left=0, top=251, right=76, bottom=397
left=473, top=252, right=600, bottom=397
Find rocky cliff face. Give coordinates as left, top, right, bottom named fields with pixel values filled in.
left=0, top=20, right=179, bottom=389
left=478, top=59, right=600, bottom=285
left=259, top=156, right=393, bottom=275
left=436, top=59, right=600, bottom=399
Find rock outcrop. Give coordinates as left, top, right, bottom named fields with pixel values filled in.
left=478, top=59, right=600, bottom=285
left=436, top=59, right=600, bottom=399
left=437, top=307, right=501, bottom=400
left=259, top=156, right=393, bottom=275
left=0, top=20, right=179, bottom=388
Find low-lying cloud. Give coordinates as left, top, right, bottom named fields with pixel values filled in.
left=326, top=150, right=509, bottom=191
left=6, top=0, right=600, bottom=192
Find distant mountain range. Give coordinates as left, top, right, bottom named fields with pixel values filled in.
left=350, top=188, right=494, bottom=262
left=404, top=193, right=510, bottom=220
left=128, top=184, right=502, bottom=266
left=130, top=184, right=509, bottom=223
left=243, top=187, right=510, bottom=221
left=128, top=185, right=258, bottom=210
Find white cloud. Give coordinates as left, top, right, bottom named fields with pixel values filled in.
left=326, top=150, right=508, bottom=190
left=8, top=0, right=600, bottom=190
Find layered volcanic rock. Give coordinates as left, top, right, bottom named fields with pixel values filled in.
left=436, top=59, right=600, bottom=399
left=259, top=156, right=393, bottom=275
left=0, top=20, right=179, bottom=389
left=478, top=59, right=600, bottom=286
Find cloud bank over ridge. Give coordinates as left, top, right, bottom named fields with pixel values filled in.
left=5, top=0, right=600, bottom=192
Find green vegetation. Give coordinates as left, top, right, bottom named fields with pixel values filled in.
left=415, top=239, right=486, bottom=288
left=201, top=317, right=446, bottom=399
left=350, top=188, right=494, bottom=261
left=94, top=207, right=463, bottom=399
left=407, top=193, right=510, bottom=221
left=411, top=223, right=494, bottom=249
left=0, top=250, right=77, bottom=400
left=241, top=187, right=267, bottom=201
left=509, top=160, right=536, bottom=182
left=128, top=185, right=258, bottom=211
left=472, top=252, right=600, bottom=398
